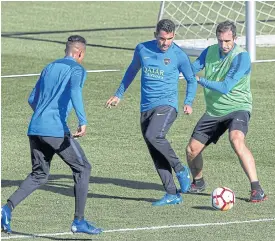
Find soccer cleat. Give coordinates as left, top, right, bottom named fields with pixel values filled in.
left=188, top=181, right=206, bottom=193
left=176, top=166, right=191, bottom=193
left=250, top=189, right=268, bottom=203
left=1, top=205, right=12, bottom=234
left=71, top=218, right=102, bottom=235
left=152, top=193, right=182, bottom=206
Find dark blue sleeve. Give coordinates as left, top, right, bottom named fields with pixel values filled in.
left=192, top=48, right=208, bottom=74
left=115, top=45, right=141, bottom=98
left=177, top=50, right=198, bottom=106
left=198, top=52, right=251, bottom=94
left=70, top=66, right=88, bottom=126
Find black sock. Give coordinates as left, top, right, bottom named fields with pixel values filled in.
left=251, top=181, right=261, bottom=190
left=7, top=200, right=14, bottom=211
left=193, top=177, right=205, bottom=187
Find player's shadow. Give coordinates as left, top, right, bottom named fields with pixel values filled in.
left=192, top=206, right=216, bottom=211
left=186, top=192, right=250, bottom=203
left=4, top=231, right=99, bottom=240
left=1, top=174, right=162, bottom=203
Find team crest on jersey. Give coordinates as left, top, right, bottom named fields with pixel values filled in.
left=164, top=58, right=170, bottom=65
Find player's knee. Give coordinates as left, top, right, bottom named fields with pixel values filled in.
left=230, top=138, right=245, bottom=150
left=229, top=131, right=245, bottom=150
left=84, top=162, right=92, bottom=174
left=145, top=132, right=159, bottom=145
left=186, top=143, right=199, bottom=159
left=32, top=173, right=49, bottom=185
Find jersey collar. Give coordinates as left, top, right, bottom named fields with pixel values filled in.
left=64, top=56, right=76, bottom=62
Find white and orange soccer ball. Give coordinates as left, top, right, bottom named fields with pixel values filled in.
left=211, top=187, right=235, bottom=211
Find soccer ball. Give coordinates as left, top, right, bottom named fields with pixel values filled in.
left=211, top=187, right=235, bottom=211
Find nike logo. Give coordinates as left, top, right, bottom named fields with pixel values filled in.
left=236, top=119, right=245, bottom=122
left=166, top=198, right=177, bottom=203
left=144, top=56, right=150, bottom=59
left=260, top=192, right=265, bottom=198
left=156, top=113, right=166, bottom=116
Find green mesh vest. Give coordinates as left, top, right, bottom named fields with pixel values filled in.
left=204, top=44, right=252, bottom=117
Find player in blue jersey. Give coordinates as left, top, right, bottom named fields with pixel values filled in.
left=1, top=35, right=102, bottom=235
left=105, top=19, right=197, bottom=206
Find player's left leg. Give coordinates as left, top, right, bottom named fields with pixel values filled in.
left=228, top=111, right=267, bottom=202
left=53, top=134, right=102, bottom=234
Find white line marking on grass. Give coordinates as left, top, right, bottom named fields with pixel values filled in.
left=1, top=218, right=274, bottom=240
left=105, top=218, right=275, bottom=233
left=1, top=69, right=120, bottom=78
left=253, top=59, right=275, bottom=63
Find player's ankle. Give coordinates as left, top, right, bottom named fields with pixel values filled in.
left=251, top=181, right=261, bottom=191
left=193, top=177, right=205, bottom=187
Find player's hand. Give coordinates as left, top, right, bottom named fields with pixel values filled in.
left=105, top=96, right=120, bottom=108
left=183, top=105, right=193, bottom=115
left=73, top=125, right=87, bottom=138
left=195, top=75, right=200, bottom=82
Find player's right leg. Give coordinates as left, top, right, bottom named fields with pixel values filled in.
left=186, top=140, right=206, bottom=193
left=2, top=136, right=54, bottom=234
left=140, top=107, right=183, bottom=205
left=51, top=134, right=102, bottom=234
left=186, top=113, right=224, bottom=193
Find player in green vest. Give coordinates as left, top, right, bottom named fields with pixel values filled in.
left=185, top=21, right=267, bottom=202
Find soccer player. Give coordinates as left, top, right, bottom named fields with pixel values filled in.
left=105, top=19, right=197, bottom=206
left=1, top=35, right=102, bottom=234
left=186, top=21, right=267, bottom=202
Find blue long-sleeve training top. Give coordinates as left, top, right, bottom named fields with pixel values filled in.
left=115, top=40, right=197, bottom=112
left=28, top=56, right=87, bottom=137
left=192, top=45, right=251, bottom=94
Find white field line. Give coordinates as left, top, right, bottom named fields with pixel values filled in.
left=1, top=69, right=120, bottom=78
left=253, top=59, right=275, bottom=63
left=1, top=218, right=274, bottom=240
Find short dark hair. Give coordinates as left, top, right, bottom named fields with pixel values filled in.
left=216, top=21, right=237, bottom=38
left=67, top=35, right=87, bottom=45
left=156, top=19, right=175, bottom=34
left=66, top=35, right=87, bottom=51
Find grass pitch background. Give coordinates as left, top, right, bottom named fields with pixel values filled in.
left=1, top=2, right=275, bottom=241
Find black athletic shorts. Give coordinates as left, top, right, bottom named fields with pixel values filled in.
left=191, top=110, right=251, bottom=146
